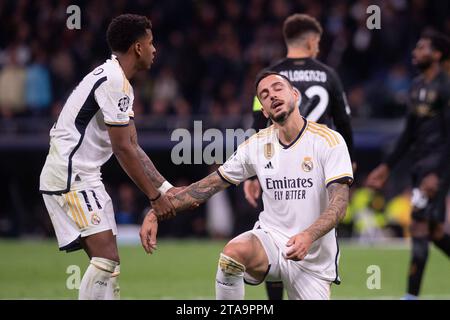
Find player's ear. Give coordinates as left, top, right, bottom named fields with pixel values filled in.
left=293, top=87, right=300, bottom=103
left=432, top=50, right=442, bottom=62
left=305, top=35, right=312, bottom=51
left=134, top=41, right=142, bottom=57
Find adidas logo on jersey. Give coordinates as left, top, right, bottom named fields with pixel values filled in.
left=264, top=161, right=274, bottom=169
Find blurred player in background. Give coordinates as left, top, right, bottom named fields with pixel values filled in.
left=367, top=30, right=450, bottom=300
left=142, top=72, right=353, bottom=300
left=244, top=13, right=354, bottom=300
left=39, top=14, right=177, bottom=300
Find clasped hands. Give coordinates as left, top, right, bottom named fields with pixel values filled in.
left=140, top=186, right=199, bottom=254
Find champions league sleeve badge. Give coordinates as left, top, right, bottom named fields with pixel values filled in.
left=118, top=96, right=130, bottom=112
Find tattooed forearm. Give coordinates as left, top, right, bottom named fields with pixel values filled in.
left=170, top=172, right=231, bottom=212
left=304, top=183, right=349, bottom=242
left=136, top=146, right=165, bottom=187
left=129, top=120, right=166, bottom=188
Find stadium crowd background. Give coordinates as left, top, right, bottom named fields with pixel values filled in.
left=0, top=0, right=449, bottom=241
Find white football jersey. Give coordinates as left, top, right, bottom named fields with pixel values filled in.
left=40, top=55, right=134, bottom=194
left=218, top=119, right=353, bottom=283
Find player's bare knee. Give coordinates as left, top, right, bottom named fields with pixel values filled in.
left=105, top=252, right=120, bottom=264
left=86, top=242, right=120, bottom=263
left=100, top=244, right=120, bottom=263
left=222, top=243, right=248, bottom=267
left=81, top=231, right=119, bottom=263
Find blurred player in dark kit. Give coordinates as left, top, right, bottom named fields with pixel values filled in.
left=367, top=30, right=450, bottom=300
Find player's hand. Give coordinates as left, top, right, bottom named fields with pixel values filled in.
left=139, top=209, right=158, bottom=254
left=420, top=173, right=439, bottom=198
left=167, top=189, right=201, bottom=211
left=166, top=186, right=186, bottom=195
left=151, top=193, right=176, bottom=220
left=284, top=232, right=313, bottom=261
left=243, top=179, right=261, bottom=208
left=366, top=164, right=390, bottom=190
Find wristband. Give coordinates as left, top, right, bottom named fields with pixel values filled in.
left=149, top=192, right=161, bottom=202
left=158, top=181, right=174, bottom=194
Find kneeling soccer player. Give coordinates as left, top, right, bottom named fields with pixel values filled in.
left=141, top=72, right=353, bottom=300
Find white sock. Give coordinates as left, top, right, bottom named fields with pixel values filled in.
left=105, top=265, right=120, bottom=300
left=78, top=257, right=118, bottom=300
left=215, top=253, right=245, bottom=300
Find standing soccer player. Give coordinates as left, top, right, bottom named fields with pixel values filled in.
left=366, top=30, right=450, bottom=299
left=244, top=13, right=354, bottom=299
left=39, top=14, right=177, bottom=300
left=141, top=72, right=353, bottom=300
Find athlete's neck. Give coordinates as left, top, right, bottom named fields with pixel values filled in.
left=114, top=53, right=138, bottom=80
left=277, top=112, right=305, bottom=146
left=422, top=62, right=441, bottom=82
left=286, top=46, right=313, bottom=59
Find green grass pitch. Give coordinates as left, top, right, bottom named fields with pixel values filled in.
left=0, top=239, right=449, bottom=299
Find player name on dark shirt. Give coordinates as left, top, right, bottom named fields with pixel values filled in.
left=279, top=69, right=327, bottom=83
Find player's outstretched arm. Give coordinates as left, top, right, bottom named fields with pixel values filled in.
left=129, top=120, right=167, bottom=189
left=285, top=183, right=349, bottom=261
left=107, top=123, right=175, bottom=218
left=154, top=171, right=231, bottom=218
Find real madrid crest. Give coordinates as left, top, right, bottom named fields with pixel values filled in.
left=264, top=143, right=274, bottom=160
left=302, top=157, right=313, bottom=172
left=91, top=213, right=101, bottom=225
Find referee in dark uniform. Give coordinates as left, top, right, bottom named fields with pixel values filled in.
left=367, top=29, right=450, bottom=300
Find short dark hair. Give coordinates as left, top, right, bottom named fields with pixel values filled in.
left=255, top=71, right=293, bottom=92
left=421, top=29, right=450, bottom=61
left=107, top=14, right=152, bottom=53
left=283, top=14, right=323, bottom=45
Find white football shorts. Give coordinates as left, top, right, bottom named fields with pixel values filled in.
left=42, top=184, right=117, bottom=252
left=243, top=227, right=332, bottom=300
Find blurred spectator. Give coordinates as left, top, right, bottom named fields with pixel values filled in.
left=25, top=46, right=52, bottom=115
left=0, top=0, right=448, bottom=120
left=115, top=183, right=139, bottom=225
left=152, top=67, right=179, bottom=106
left=0, top=48, right=26, bottom=117
left=50, top=50, right=75, bottom=100
left=347, top=85, right=370, bottom=118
